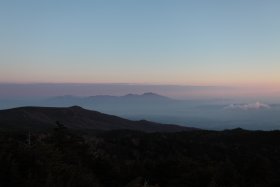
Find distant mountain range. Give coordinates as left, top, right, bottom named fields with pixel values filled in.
left=0, top=106, right=196, bottom=132
left=43, top=92, right=173, bottom=106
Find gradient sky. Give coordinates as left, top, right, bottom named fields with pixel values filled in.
left=1, top=0, right=280, bottom=86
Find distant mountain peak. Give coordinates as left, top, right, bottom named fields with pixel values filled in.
left=142, top=92, right=160, bottom=96
left=123, top=92, right=170, bottom=99
left=124, top=93, right=138, bottom=97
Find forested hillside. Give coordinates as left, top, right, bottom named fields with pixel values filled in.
left=1, top=125, right=280, bottom=187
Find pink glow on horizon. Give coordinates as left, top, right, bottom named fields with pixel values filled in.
left=0, top=83, right=279, bottom=101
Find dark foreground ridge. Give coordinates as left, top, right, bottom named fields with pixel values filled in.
left=0, top=106, right=196, bottom=132
left=1, top=126, right=280, bottom=187
left=2, top=106, right=280, bottom=187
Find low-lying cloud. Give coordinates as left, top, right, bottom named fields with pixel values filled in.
left=224, top=102, right=271, bottom=110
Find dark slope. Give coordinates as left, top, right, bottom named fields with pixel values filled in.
left=0, top=106, right=195, bottom=132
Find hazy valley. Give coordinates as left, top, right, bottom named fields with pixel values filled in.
left=1, top=92, right=280, bottom=130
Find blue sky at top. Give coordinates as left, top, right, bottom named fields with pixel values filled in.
left=0, top=0, right=280, bottom=86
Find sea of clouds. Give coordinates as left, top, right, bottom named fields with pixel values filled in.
left=224, top=102, right=271, bottom=110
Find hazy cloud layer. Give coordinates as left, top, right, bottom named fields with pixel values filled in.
left=224, top=102, right=271, bottom=111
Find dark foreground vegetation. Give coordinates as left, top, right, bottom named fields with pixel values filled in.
left=1, top=126, right=280, bottom=187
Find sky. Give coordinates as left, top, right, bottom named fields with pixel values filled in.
left=0, top=0, right=280, bottom=88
